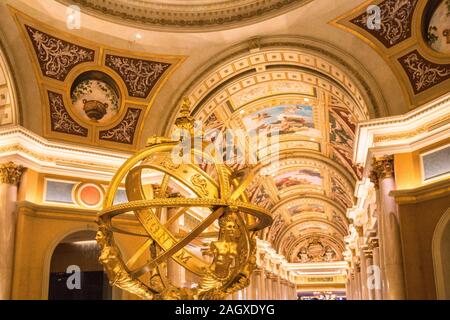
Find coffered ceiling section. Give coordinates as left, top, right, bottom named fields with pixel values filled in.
left=172, top=46, right=370, bottom=263
left=14, top=11, right=184, bottom=151
left=59, top=0, right=313, bottom=32
left=333, top=0, right=450, bottom=108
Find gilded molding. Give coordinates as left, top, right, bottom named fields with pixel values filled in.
left=0, top=161, right=25, bottom=185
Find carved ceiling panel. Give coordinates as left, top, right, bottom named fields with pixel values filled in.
left=16, top=12, right=184, bottom=151
left=333, top=0, right=450, bottom=108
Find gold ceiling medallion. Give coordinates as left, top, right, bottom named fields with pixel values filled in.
left=97, top=99, right=272, bottom=300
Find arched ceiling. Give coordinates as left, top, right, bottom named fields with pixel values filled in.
left=167, top=45, right=368, bottom=263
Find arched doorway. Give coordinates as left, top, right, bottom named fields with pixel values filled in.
left=433, top=208, right=450, bottom=300
left=48, top=230, right=112, bottom=300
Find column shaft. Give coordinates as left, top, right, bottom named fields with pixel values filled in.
left=0, top=162, right=24, bottom=300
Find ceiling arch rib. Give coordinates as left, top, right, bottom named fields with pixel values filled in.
left=0, top=43, right=19, bottom=126
left=169, top=43, right=372, bottom=269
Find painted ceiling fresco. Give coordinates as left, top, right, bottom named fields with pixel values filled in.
left=186, top=88, right=359, bottom=262
left=171, top=47, right=371, bottom=264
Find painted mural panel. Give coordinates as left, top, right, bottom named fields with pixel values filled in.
left=251, top=184, right=275, bottom=210
left=331, top=176, right=352, bottom=209
left=274, top=168, right=323, bottom=190
left=329, top=104, right=362, bottom=178
left=288, top=203, right=325, bottom=215
left=243, top=104, right=320, bottom=137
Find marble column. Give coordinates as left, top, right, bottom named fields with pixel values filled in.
left=364, top=251, right=375, bottom=300
left=371, top=156, right=406, bottom=300
left=0, top=162, right=25, bottom=300
left=253, top=269, right=262, bottom=300
left=346, top=275, right=352, bottom=300
left=270, top=274, right=278, bottom=300
left=265, top=272, right=272, bottom=299
left=347, top=273, right=354, bottom=300
left=290, top=283, right=297, bottom=300
left=258, top=269, right=266, bottom=300
left=354, top=262, right=362, bottom=300
left=359, top=251, right=370, bottom=300
left=371, top=242, right=383, bottom=300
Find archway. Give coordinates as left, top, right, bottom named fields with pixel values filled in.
left=433, top=207, right=450, bottom=300
left=48, top=230, right=112, bottom=300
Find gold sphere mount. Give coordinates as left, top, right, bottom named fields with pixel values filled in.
left=96, top=136, right=272, bottom=300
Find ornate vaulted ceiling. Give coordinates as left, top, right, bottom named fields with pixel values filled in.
left=167, top=44, right=371, bottom=263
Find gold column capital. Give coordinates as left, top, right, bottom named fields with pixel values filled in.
left=364, top=250, right=373, bottom=259
left=369, top=155, right=394, bottom=187
left=0, top=162, right=25, bottom=185
left=368, top=238, right=379, bottom=250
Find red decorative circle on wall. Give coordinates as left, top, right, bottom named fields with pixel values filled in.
left=79, top=185, right=102, bottom=207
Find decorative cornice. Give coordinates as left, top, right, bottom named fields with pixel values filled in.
left=390, top=178, right=450, bottom=204
left=0, top=161, right=25, bottom=185
left=0, top=125, right=130, bottom=181
left=59, top=0, right=313, bottom=32
left=354, top=93, right=450, bottom=166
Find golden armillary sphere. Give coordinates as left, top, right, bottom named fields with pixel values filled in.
left=96, top=98, right=272, bottom=300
